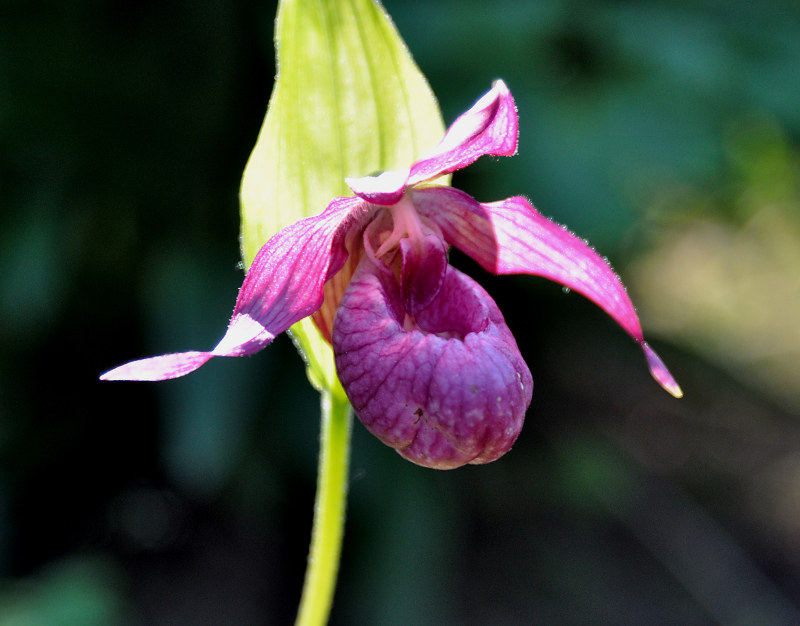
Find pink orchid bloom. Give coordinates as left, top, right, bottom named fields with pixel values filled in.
left=102, top=81, right=681, bottom=469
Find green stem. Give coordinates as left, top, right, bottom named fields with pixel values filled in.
left=295, top=389, right=352, bottom=626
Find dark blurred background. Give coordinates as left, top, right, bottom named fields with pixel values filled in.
left=2, top=0, right=800, bottom=623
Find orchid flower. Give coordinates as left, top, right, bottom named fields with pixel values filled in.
left=102, top=80, right=681, bottom=469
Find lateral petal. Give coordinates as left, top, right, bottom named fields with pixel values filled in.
left=407, top=80, right=518, bottom=186
left=101, top=196, right=368, bottom=381
left=333, top=256, right=532, bottom=469
left=413, top=186, right=682, bottom=397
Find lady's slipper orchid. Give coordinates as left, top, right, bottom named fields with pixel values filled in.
left=102, top=81, right=682, bottom=469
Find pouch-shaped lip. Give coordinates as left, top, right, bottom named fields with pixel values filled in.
left=332, top=255, right=533, bottom=469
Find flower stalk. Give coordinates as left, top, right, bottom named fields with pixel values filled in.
left=295, top=388, right=352, bottom=626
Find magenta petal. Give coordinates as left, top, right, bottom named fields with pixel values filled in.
left=399, top=233, right=448, bottom=317
left=413, top=186, right=682, bottom=396
left=333, top=257, right=533, bottom=469
left=101, top=196, right=369, bottom=382
left=408, top=80, right=518, bottom=186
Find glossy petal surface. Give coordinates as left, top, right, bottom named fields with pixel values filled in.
left=408, top=80, right=518, bottom=186
left=101, top=197, right=368, bottom=381
left=333, top=257, right=532, bottom=469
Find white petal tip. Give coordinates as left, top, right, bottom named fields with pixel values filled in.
left=345, top=169, right=409, bottom=204
left=643, top=343, right=683, bottom=399
left=660, top=378, right=684, bottom=399
left=491, top=79, right=509, bottom=93
left=99, top=351, right=213, bottom=382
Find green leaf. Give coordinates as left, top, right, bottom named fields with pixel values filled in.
left=240, top=0, right=445, bottom=393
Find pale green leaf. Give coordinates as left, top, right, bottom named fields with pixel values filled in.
left=239, top=0, right=445, bottom=393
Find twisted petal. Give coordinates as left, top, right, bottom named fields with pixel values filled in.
left=101, top=197, right=368, bottom=381
left=342, top=81, right=518, bottom=206
left=407, top=80, right=518, bottom=186
left=413, top=186, right=683, bottom=397
left=333, top=257, right=533, bottom=469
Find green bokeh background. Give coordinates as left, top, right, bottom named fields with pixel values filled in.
left=2, top=0, right=800, bottom=623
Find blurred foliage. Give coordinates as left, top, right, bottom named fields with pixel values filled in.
left=630, top=118, right=800, bottom=412
left=2, top=0, right=800, bottom=623
left=0, top=555, right=128, bottom=626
